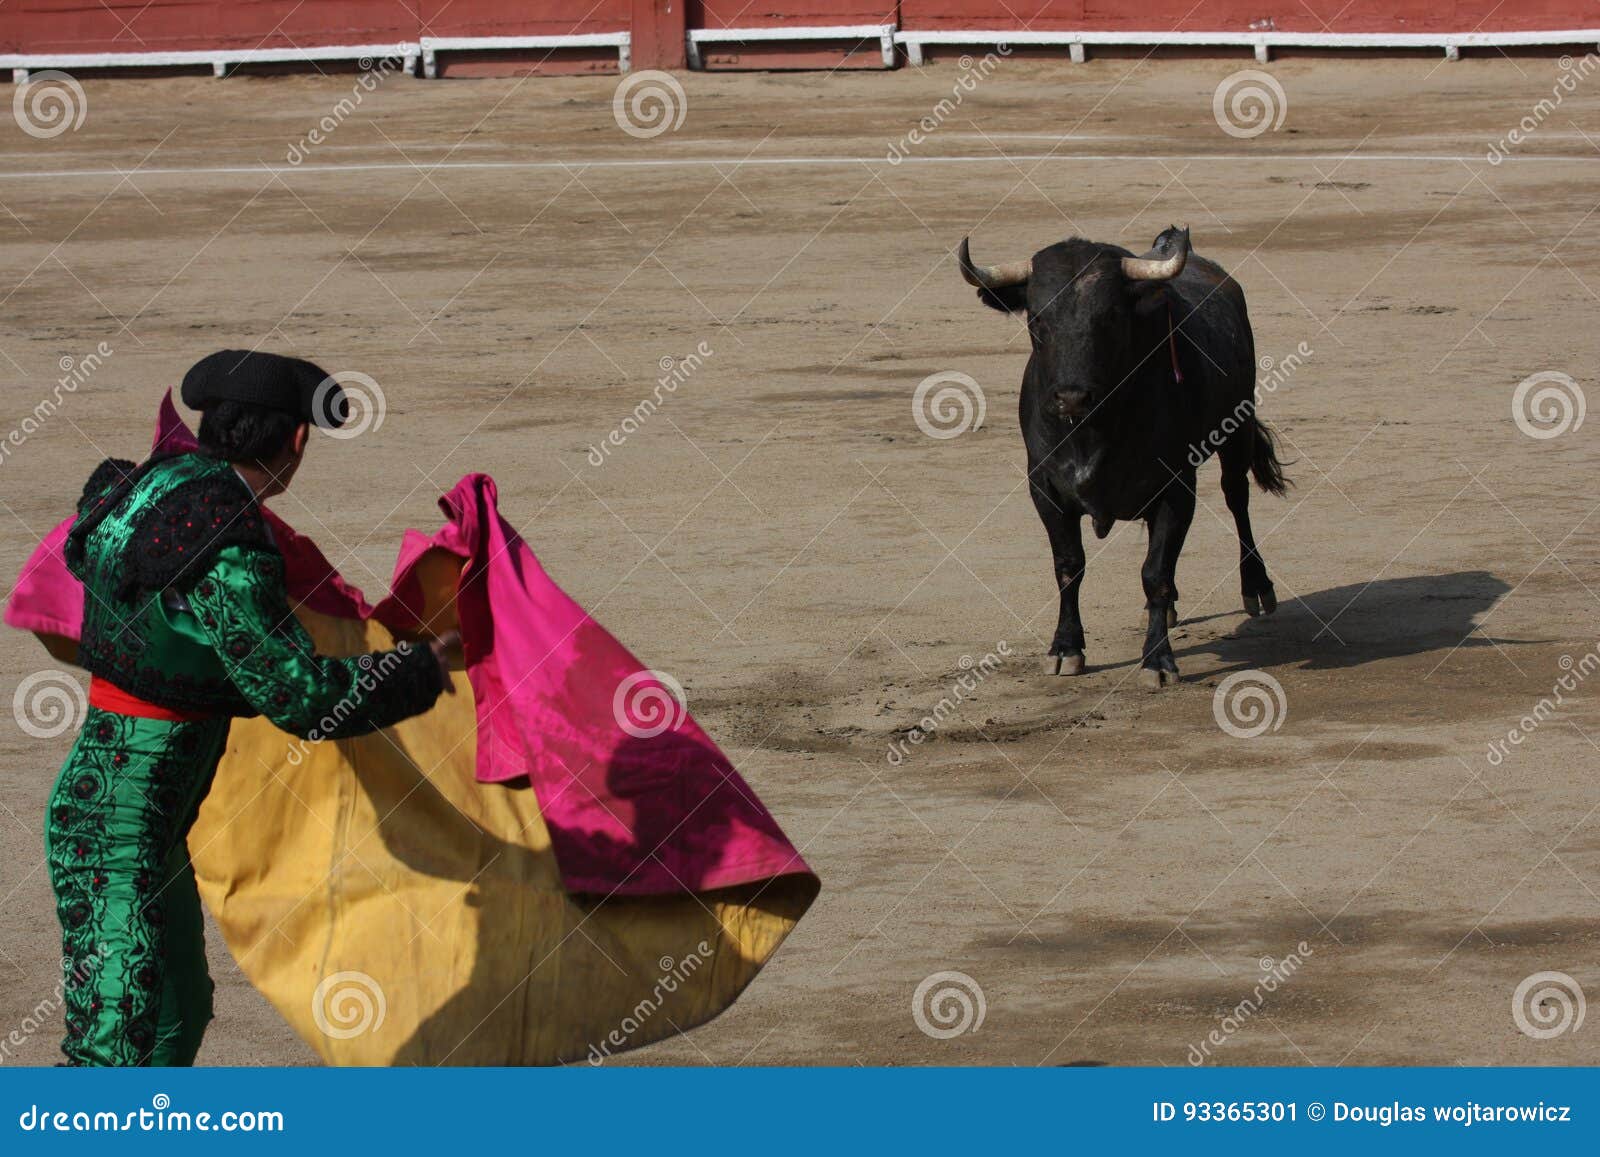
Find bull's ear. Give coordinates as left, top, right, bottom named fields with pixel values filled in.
left=976, top=285, right=1028, bottom=313
left=1150, top=224, right=1189, bottom=257
left=1127, top=281, right=1168, bottom=317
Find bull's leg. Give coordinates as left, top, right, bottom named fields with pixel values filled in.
left=1219, top=439, right=1277, bottom=616
left=1138, top=482, right=1195, bottom=691
left=1029, top=483, right=1087, bottom=676
left=1141, top=522, right=1181, bottom=629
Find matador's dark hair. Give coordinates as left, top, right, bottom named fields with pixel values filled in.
left=195, top=398, right=303, bottom=463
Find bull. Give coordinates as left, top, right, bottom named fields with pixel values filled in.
left=959, top=226, right=1288, bottom=690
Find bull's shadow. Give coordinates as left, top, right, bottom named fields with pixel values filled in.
left=1163, top=569, right=1522, bottom=675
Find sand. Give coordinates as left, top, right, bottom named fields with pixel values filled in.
left=1, top=54, right=1597, bottom=1065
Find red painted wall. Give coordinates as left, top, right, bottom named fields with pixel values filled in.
left=897, top=1, right=1599, bottom=34
left=416, top=0, right=628, bottom=38
left=689, top=1, right=897, bottom=30
left=634, top=0, right=689, bottom=69
left=415, top=0, right=634, bottom=74
left=1, top=0, right=417, bottom=54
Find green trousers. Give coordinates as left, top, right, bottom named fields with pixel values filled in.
left=45, top=706, right=229, bottom=1066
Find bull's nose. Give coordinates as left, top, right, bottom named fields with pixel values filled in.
left=1053, top=390, right=1092, bottom=418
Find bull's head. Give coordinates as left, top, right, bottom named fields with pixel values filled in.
left=960, top=227, right=1190, bottom=422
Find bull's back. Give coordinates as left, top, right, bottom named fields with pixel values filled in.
left=1174, top=253, right=1255, bottom=411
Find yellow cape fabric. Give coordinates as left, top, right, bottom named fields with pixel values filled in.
left=185, top=569, right=815, bottom=1066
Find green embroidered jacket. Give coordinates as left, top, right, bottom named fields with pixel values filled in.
left=65, top=452, right=443, bottom=736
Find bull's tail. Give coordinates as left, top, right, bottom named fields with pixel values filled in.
left=1250, top=419, right=1290, bottom=497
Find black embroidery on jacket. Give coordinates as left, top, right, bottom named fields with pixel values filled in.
left=64, top=455, right=176, bottom=580
left=122, top=472, right=272, bottom=598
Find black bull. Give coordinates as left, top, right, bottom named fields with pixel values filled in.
left=960, top=226, right=1288, bottom=690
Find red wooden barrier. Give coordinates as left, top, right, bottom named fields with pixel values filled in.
left=897, top=0, right=1600, bottom=34
left=687, top=1, right=897, bottom=69
left=2, top=0, right=416, bottom=54
left=415, top=0, right=628, bottom=39
left=415, top=0, right=631, bottom=76
left=633, top=0, right=689, bottom=70
left=691, top=0, right=895, bottom=30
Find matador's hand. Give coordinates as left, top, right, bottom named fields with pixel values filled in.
left=429, top=630, right=462, bottom=694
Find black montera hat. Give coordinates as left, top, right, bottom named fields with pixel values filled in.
left=180, top=350, right=345, bottom=428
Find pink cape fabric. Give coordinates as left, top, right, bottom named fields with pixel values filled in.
left=6, top=394, right=813, bottom=898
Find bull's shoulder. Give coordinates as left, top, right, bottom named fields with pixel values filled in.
left=1184, top=255, right=1247, bottom=309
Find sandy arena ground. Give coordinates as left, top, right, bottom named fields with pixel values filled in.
left=0, top=55, right=1598, bottom=1066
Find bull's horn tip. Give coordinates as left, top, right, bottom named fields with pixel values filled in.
left=957, top=236, right=979, bottom=287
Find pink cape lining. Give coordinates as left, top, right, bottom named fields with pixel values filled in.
left=5, top=394, right=814, bottom=898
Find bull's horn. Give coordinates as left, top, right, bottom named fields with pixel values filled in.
left=1122, top=227, right=1190, bottom=281
left=959, top=237, right=1032, bottom=289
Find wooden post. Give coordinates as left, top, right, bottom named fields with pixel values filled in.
left=631, top=0, right=687, bottom=71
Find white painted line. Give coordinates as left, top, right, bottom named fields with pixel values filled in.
left=966, top=129, right=1600, bottom=144
left=943, top=132, right=1183, bottom=142
left=0, top=152, right=1591, bottom=182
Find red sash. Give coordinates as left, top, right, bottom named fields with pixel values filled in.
left=88, top=676, right=214, bottom=723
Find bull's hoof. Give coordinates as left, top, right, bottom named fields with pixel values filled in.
left=1043, top=652, right=1087, bottom=676
left=1243, top=589, right=1278, bottom=617
left=1138, top=667, right=1177, bottom=692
